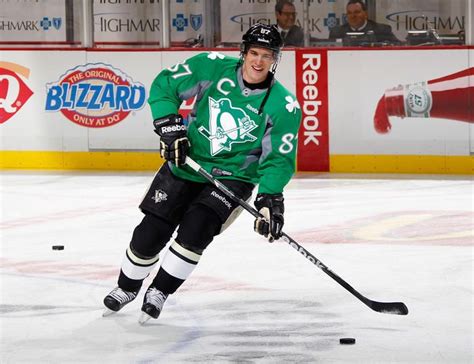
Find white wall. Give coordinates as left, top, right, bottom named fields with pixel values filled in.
left=0, top=49, right=296, bottom=152
left=0, top=47, right=471, bottom=160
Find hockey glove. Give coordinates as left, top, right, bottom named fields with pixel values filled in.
left=254, top=193, right=284, bottom=242
left=153, top=114, right=190, bottom=167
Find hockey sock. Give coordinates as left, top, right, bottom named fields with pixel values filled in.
left=152, top=240, right=201, bottom=294
left=118, top=213, right=176, bottom=292
left=118, top=245, right=160, bottom=292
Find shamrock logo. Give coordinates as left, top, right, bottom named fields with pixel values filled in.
left=207, top=52, right=225, bottom=60
left=285, top=95, right=300, bottom=113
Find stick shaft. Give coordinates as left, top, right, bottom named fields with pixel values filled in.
left=184, top=157, right=408, bottom=315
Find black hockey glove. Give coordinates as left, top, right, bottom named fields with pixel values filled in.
left=254, top=193, right=284, bottom=242
left=153, top=114, right=190, bottom=167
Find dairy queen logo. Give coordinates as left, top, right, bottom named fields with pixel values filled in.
left=0, top=62, right=33, bottom=125
left=45, top=63, right=146, bottom=128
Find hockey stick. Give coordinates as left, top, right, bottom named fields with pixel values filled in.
left=185, top=156, right=409, bottom=316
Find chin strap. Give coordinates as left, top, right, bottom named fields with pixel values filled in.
left=258, top=72, right=275, bottom=115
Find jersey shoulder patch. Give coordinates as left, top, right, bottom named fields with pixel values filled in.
left=268, top=81, right=301, bottom=115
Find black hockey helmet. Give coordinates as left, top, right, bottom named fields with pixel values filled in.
left=241, top=23, right=283, bottom=57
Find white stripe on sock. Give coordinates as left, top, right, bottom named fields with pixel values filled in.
left=161, top=242, right=201, bottom=280
left=170, top=240, right=201, bottom=263
left=121, top=250, right=159, bottom=280
left=126, top=246, right=160, bottom=266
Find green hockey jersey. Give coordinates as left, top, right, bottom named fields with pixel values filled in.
left=148, top=51, right=302, bottom=194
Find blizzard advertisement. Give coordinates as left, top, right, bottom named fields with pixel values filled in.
left=45, top=63, right=146, bottom=128
left=0, top=62, right=33, bottom=124
left=295, top=49, right=329, bottom=172
left=0, top=0, right=66, bottom=41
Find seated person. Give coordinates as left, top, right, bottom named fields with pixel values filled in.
left=329, top=0, right=400, bottom=44
left=275, top=0, right=304, bottom=47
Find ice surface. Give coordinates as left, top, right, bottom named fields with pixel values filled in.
left=1, top=171, right=472, bottom=363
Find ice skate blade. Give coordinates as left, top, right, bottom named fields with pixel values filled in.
left=102, top=308, right=117, bottom=317
left=138, top=312, right=153, bottom=325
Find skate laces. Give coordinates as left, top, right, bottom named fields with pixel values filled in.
left=108, top=287, right=137, bottom=304
left=145, top=287, right=168, bottom=309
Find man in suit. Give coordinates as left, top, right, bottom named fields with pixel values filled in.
left=328, top=0, right=400, bottom=44
left=275, top=0, right=304, bottom=47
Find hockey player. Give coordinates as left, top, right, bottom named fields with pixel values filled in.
left=103, top=23, right=302, bottom=324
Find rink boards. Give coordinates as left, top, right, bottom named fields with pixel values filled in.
left=0, top=46, right=472, bottom=174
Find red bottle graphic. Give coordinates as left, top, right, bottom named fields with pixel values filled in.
left=374, top=67, right=473, bottom=134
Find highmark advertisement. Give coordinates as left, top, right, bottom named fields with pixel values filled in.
left=375, top=0, right=466, bottom=40
left=0, top=0, right=66, bottom=42
left=219, top=0, right=344, bottom=43
left=93, top=0, right=205, bottom=45
left=219, top=0, right=466, bottom=45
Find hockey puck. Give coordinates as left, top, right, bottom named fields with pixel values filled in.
left=339, top=338, right=356, bottom=345
left=52, top=245, right=64, bottom=251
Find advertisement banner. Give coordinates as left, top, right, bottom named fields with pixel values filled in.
left=327, top=49, right=470, bottom=157
left=295, top=49, right=329, bottom=172
left=219, top=0, right=466, bottom=45
left=94, top=0, right=162, bottom=43
left=0, top=62, right=34, bottom=124
left=1, top=48, right=470, bottom=174
left=94, top=0, right=205, bottom=45
left=170, top=0, right=206, bottom=44
left=376, top=0, right=466, bottom=41
left=0, top=0, right=66, bottom=42
left=219, top=0, right=343, bottom=44
left=471, top=49, right=474, bottom=154
left=45, top=63, right=147, bottom=128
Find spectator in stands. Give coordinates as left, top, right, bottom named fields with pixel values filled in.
left=275, top=0, right=304, bottom=47
left=329, top=0, right=400, bottom=44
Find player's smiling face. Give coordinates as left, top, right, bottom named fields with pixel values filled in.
left=242, top=47, right=274, bottom=84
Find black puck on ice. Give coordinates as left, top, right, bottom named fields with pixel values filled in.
left=339, top=338, right=356, bottom=345
left=52, top=245, right=64, bottom=251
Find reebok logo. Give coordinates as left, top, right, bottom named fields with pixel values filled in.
left=211, top=190, right=232, bottom=209
left=300, top=54, right=323, bottom=146
left=245, top=104, right=259, bottom=114
left=295, top=49, right=329, bottom=171
left=288, top=241, right=326, bottom=269
left=161, top=124, right=186, bottom=133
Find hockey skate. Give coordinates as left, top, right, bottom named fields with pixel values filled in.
left=139, top=286, right=169, bottom=325
left=103, top=287, right=138, bottom=317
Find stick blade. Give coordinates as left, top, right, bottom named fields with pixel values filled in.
left=369, top=300, right=409, bottom=315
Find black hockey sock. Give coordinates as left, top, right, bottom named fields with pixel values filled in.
left=151, top=240, right=202, bottom=294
